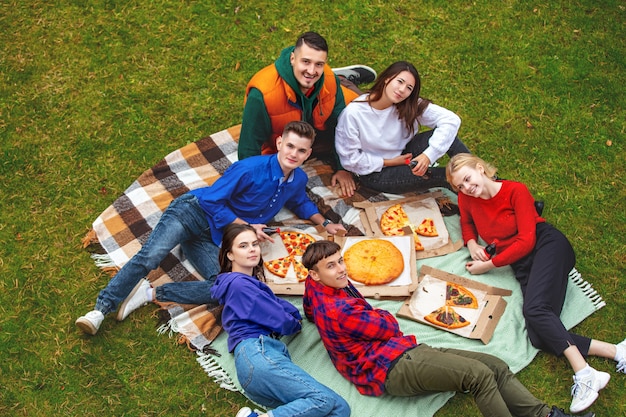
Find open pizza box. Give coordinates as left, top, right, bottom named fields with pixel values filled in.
left=397, top=265, right=512, bottom=344
left=260, top=225, right=329, bottom=296
left=354, top=191, right=463, bottom=259
left=333, top=234, right=419, bottom=298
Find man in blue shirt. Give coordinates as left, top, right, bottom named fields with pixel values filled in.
left=76, top=121, right=346, bottom=335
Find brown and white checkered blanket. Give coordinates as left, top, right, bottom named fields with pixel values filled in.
left=82, top=124, right=412, bottom=350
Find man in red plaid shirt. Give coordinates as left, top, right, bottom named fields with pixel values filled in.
left=301, top=240, right=594, bottom=417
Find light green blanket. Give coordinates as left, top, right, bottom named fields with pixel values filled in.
left=194, top=192, right=605, bottom=417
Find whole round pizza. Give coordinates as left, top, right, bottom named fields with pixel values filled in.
left=344, top=239, right=404, bottom=286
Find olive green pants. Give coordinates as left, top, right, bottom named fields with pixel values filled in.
left=384, top=344, right=551, bottom=417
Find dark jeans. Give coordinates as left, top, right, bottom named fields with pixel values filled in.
left=512, top=222, right=591, bottom=357
left=358, top=129, right=470, bottom=194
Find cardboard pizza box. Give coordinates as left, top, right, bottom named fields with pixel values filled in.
left=333, top=234, right=418, bottom=298
left=397, top=265, right=512, bottom=344
left=261, top=225, right=327, bottom=296
left=264, top=231, right=417, bottom=298
left=354, top=191, right=463, bottom=259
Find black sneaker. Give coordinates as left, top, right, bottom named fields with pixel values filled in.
left=332, top=65, right=377, bottom=85
left=548, top=405, right=595, bottom=417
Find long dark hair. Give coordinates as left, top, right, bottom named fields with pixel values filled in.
left=367, top=61, right=431, bottom=136
left=218, top=223, right=264, bottom=278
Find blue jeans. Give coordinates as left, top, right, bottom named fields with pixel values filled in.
left=95, top=193, right=220, bottom=315
left=358, top=129, right=470, bottom=194
left=234, top=336, right=350, bottom=417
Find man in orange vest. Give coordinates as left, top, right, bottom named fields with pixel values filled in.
left=238, top=31, right=376, bottom=198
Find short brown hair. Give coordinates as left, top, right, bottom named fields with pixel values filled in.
left=283, top=120, right=316, bottom=144
left=302, top=240, right=341, bottom=271
left=295, top=31, right=328, bottom=53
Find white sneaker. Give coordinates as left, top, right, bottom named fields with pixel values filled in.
left=569, top=367, right=610, bottom=413
left=616, top=338, right=626, bottom=373
left=235, top=407, right=257, bottom=417
left=116, top=279, right=152, bottom=321
left=76, top=310, right=104, bottom=335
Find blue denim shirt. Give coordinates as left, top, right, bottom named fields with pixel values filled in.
left=190, top=154, right=318, bottom=245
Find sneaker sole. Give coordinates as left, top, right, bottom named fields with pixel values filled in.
left=332, top=65, right=377, bottom=83
left=332, top=64, right=377, bottom=75
left=116, top=280, right=148, bottom=321
left=75, top=318, right=98, bottom=335
left=571, top=390, right=599, bottom=414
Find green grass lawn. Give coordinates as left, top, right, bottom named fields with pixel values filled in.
left=1, top=1, right=624, bottom=416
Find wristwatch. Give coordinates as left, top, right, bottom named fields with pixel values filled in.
left=322, top=219, right=332, bottom=227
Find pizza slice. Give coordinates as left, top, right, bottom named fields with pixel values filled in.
left=445, top=282, right=478, bottom=309
left=424, top=306, right=470, bottom=329
left=415, top=218, right=438, bottom=237
left=279, top=231, right=316, bottom=256
left=412, top=228, right=425, bottom=251
left=292, top=258, right=309, bottom=282
left=263, top=256, right=293, bottom=278
left=380, top=204, right=411, bottom=236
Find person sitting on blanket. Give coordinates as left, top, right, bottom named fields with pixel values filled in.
left=212, top=224, right=350, bottom=417
left=334, top=60, right=470, bottom=194
left=301, top=240, right=596, bottom=417
left=446, top=153, right=626, bottom=413
left=76, top=121, right=346, bottom=336
left=238, top=30, right=377, bottom=198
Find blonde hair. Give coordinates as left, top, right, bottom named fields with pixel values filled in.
left=445, top=153, right=498, bottom=192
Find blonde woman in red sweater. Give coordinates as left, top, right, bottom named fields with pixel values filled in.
left=446, top=153, right=625, bottom=414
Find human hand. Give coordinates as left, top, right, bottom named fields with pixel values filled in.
left=325, top=222, right=346, bottom=235
left=465, top=260, right=494, bottom=275
left=331, top=170, right=357, bottom=198
left=250, top=224, right=275, bottom=243
left=467, top=241, right=489, bottom=261
left=409, top=154, right=432, bottom=177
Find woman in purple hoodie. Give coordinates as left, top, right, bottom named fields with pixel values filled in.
left=210, top=224, right=349, bottom=417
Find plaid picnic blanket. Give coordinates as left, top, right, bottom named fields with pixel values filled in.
left=81, top=124, right=417, bottom=349
left=83, top=125, right=605, bottom=416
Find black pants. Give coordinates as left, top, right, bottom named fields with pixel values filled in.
left=358, top=129, right=470, bottom=194
left=512, top=222, right=591, bottom=357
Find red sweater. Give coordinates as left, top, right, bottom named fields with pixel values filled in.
left=458, top=180, right=545, bottom=267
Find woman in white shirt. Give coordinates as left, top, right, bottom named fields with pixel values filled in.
left=335, top=61, right=469, bottom=194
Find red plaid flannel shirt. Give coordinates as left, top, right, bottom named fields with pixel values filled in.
left=303, top=277, right=417, bottom=396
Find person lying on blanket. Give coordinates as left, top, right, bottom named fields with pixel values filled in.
left=212, top=224, right=350, bottom=417
left=76, top=121, right=346, bottom=336
left=238, top=30, right=377, bottom=198
left=446, top=153, right=626, bottom=413
left=301, top=240, right=595, bottom=417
